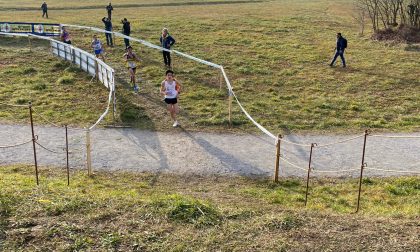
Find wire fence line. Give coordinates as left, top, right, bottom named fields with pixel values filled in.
left=0, top=139, right=33, bottom=149
left=1, top=27, right=420, bottom=178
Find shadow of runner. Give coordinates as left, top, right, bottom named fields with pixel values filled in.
left=179, top=127, right=269, bottom=177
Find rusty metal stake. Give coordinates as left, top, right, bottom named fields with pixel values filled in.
left=65, top=125, right=70, bottom=186
left=274, top=134, right=282, bottom=182
left=29, top=102, right=39, bottom=185
left=305, top=143, right=316, bottom=206
left=356, top=130, right=369, bottom=213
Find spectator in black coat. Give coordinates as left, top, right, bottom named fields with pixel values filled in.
left=121, top=18, right=131, bottom=48
left=330, top=33, right=347, bottom=68
left=102, top=17, right=113, bottom=46
left=106, top=3, right=113, bottom=20
left=41, top=2, right=48, bottom=18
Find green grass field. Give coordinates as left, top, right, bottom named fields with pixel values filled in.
left=1, top=0, right=419, bottom=132
left=0, top=165, right=419, bottom=251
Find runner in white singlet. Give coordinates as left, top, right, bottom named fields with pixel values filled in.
left=160, top=70, right=181, bottom=127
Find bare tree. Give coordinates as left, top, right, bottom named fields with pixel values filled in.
left=353, top=0, right=368, bottom=35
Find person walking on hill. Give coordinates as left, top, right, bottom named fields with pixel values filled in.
left=160, top=28, right=176, bottom=68
left=91, top=35, right=105, bottom=60
left=330, top=32, right=347, bottom=68
left=121, top=18, right=131, bottom=48
left=160, top=70, right=181, bottom=127
left=123, top=46, right=141, bottom=93
left=106, top=3, right=114, bottom=20
left=41, top=2, right=48, bottom=18
left=102, top=17, right=113, bottom=47
left=61, top=27, right=71, bottom=44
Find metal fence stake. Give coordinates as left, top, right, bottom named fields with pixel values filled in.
left=274, top=134, right=282, bottom=182
left=356, top=130, right=369, bottom=213
left=65, top=125, right=70, bottom=186
left=305, top=143, right=316, bottom=206
left=28, top=102, right=39, bottom=185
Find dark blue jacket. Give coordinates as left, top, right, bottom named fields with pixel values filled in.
left=160, top=35, right=175, bottom=49
left=337, top=37, right=346, bottom=51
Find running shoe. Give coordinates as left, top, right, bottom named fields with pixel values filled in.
left=172, top=121, right=178, bottom=127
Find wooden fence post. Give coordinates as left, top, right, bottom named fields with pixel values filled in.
left=86, top=129, right=92, bottom=176
left=274, top=134, right=282, bottom=182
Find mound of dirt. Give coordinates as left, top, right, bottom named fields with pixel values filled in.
left=372, top=25, right=420, bottom=43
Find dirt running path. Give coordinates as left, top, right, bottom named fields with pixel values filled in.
left=0, top=124, right=419, bottom=177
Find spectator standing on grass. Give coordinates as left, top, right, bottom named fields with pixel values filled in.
left=41, top=2, right=48, bottom=18
left=122, top=18, right=131, bottom=48
left=91, top=35, right=105, bottom=60
left=160, top=28, right=176, bottom=68
left=102, top=17, right=113, bottom=47
left=61, top=27, right=71, bottom=44
left=123, top=46, right=141, bottom=93
left=160, top=70, right=181, bottom=127
left=106, top=3, right=114, bottom=20
left=329, top=32, right=347, bottom=68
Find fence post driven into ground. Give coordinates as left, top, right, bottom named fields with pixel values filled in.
left=274, top=134, right=282, bottom=182
left=356, top=130, right=369, bottom=213
left=65, top=125, right=70, bottom=186
left=228, top=90, right=233, bottom=126
left=28, top=36, right=32, bottom=52
left=305, top=143, right=316, bottom=206
left=86, top=129, right=92, bottom=176
left=219, top=71, right=223, bottom=91
left=28, top=102, right=39, bottom=185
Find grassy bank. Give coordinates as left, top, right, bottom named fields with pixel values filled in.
left=0, top=165, right=419, bottom=251
left=0, top=0, right=419, bottom=133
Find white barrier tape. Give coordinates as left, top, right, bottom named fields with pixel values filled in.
left=281, top=139, right=312, bottom=147
left=315, top=134, right=365, bottom=148
left=312, top=167, right=360, bottom=173
left=220, top=66, right=233, bottom=91
left=89, top=88, right=113, bottom=130
left=0, top=139, right=32, bottom=149
left=61, top=24, right=221, bottom=69
left=172, top=50, right=221, bottom=69
left=280, top=156, right=308, bottom=172
left=365, top=167, right=420, bottom=174
left=369, top=135, right=420, bottom=139
left=231, top=90, right=277, bottom=141
left=0, top=32, right=29, bottom=37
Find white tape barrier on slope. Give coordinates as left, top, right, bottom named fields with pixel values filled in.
left=0, top=32, right=115, bottom=130
left=89, top=88, right=113, bottom=130
left=60, top=25, right=284, bottom=142
left=61, top=24, right=222, bottom=69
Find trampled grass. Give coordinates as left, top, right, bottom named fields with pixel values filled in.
left=0, top=165, right=419, bottom=251
left=0, top=0, right=419, bottom=133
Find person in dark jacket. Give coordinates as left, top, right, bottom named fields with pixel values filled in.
left=330, top=33, right=347, bottom=68
left=121, top=18, right=131, bottom=48
left=41, top=2, right=48, bottom=18
left=102, top=17, right=113, bottom=46
left=106, top=3, right=113, bottom=20
left=160, top=28, right=176, bottom=68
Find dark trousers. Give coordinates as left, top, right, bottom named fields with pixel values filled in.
left=42, top=10, right=48, bottom=18
left=107, top=12, right=112, bottom=20
left=105, top=32, right=113, bottom=46
left=124, top=37, right=130, bottom=48
left=163, top=51, right=171, bottom=66
left=330, top=50, right=346, bottom=67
